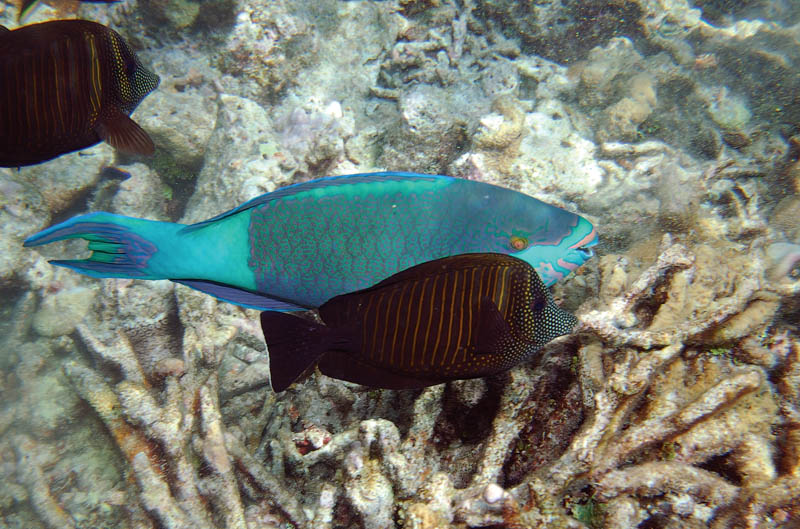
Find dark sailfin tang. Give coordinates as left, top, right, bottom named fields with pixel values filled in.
left=0, top=19, right=159, bottom=167
left=260, top=253, right=578, bottom=390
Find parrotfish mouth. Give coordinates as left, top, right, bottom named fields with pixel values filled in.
left=567, top=226, right=599, bottom=268
left=569, top=226, right=599, bottom=256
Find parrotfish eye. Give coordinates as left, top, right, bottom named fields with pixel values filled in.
left=509, top=236, right=528, bottom=251
left=577, top=247, right=594, bottom=258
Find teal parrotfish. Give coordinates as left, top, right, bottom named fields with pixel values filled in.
left=23, top=172, right=598, bottom=310
left=0, top=19, right=159, bottom=167
left=260, top=253, right=578, bottom=390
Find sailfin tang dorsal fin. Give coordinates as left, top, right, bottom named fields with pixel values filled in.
left=18, top=0, right=41, bottom=22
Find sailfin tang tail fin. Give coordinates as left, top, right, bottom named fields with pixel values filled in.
left=260, top=312, right=346, bottom=392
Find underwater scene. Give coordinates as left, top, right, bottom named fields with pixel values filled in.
left=1, top=0, right=800, bottom=527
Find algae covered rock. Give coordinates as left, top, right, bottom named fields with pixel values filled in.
left=474, top=0, right=645, bottom=63
left=139, top=0, right=236, bottom=32
left=135, top=90, right=218, bottom=187
left=110, top=163, right=170, bottom=220
left=0, top=176, right=49, bottom=287
left=379, top=83, right=485, bottom=173
left=707, top=87, right=751, bottom=132
left=33, top=287, right=96, bottom=337
left=182, top=94, right=286, bottom=224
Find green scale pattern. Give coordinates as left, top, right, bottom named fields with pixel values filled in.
left=247, top=184, right=497, bottom=308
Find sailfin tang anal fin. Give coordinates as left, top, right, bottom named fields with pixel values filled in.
left=317, top=351, right=444, bottom=389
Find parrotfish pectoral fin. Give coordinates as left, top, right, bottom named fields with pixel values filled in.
left=317, top=352, right=445, bottom=390
left=260, top=311, right=346, bottom=392
left=475, top=298, right=511, bottom=355
left=175, top=280, right=306, bottom=311
left=95, top=109, right=155, bottom=156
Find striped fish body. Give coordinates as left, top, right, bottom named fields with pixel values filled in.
left=318, top=253, right=577, bottom=387
left=0, top=20, right=159, bottom=167
left=260, top=253, right=578, bottom=390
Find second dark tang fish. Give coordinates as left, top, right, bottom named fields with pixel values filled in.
left=260, top=253, right=578, bottom=391
left=0, top=19, right=159, bottom=167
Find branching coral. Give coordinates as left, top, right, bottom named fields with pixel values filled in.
left=63, top=323, right=303, bottom=529
left=222, top=235, right=791, bottom=529
left=447, top=235, right=798, bottom=528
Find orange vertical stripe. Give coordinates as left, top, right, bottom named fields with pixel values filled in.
left=430, top=274, right=447, bottom=367
left=399, top=280, right=418, bottom=368
left=409, top=276, right=429, bottom=367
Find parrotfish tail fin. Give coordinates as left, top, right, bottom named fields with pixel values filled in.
left=23, top=212, right=174, bottom=279
left=260, top=312, right=342, bottom=392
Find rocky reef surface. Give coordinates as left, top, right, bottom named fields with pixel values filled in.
left=1, top=0, right=799, bottom=528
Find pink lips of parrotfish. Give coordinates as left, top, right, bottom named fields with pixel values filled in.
left=569, top=226, right=598, bottom=251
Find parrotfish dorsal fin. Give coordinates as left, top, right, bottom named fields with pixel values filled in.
left=96, top=109, right=155, bottom=156
left=0, top=25, right=9, bottom=33
left=182, top=172, right=447, bottom=232
left=475, top=297, right=511, bottom=355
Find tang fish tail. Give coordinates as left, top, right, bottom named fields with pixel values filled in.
left=23, top=212, right=184, bottom=280
left=260, top=312, right=352, bottom=392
